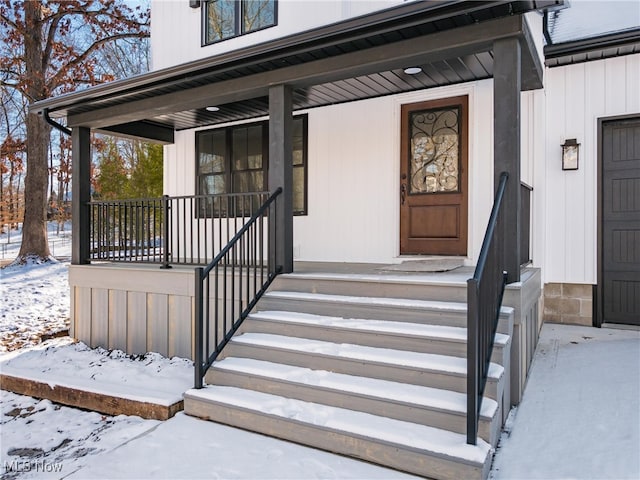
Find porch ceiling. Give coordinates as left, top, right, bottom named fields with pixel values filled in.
left=31, top=0, right=562, bottom=143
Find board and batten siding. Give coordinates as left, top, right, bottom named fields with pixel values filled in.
left=542, top=54, right=640, bottom=285
left=150, top=0, right=406, bottom=71
left=69, top=265, right=195, bottom=360
left=163, top=80, right=539, bottom=266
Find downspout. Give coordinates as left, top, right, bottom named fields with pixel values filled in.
left=42, top=108, right=71, bottom=136
left=542, top=10, right=553, bottom=46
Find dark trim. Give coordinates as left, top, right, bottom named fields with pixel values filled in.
left=42, top=108, right=71, bottom=136
left=64, top=15, right=533, bottom=130
left=592, top=284, right=599, bottom=328
left=71, top=127, right=92, bottom=265
left=545, top=28, right=640, bottom=67
left=268, top=84, right=293, bottom=273
left=98, top=121, right=174, bottom=144
left=595, top=112, right=640, bottom=327
left=201, top=0, right=278, bottom=47
left=493, top=37, right=522, bottom=283
left=194, top=114, right=308, bottom=216
left=30, top=2, right=548, bottom=119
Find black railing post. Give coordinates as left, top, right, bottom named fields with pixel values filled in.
left=161, top=195, right=172, bottom=269
left=467, top=278, right=479, bottom=445
left=194, top=266, right=204, bottom=389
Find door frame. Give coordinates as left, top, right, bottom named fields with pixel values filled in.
left=595, top=113, right=640, bottom=327
left=399, top=95, right=469, bottom=256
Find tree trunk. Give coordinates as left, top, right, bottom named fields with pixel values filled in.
left=17, top=1, right=52, bottom=262
left=19, top=113, right=51, bottom=260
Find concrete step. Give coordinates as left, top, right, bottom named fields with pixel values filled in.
left=184, top=385, right=492, bottom=480
left=256, top=291, right=514, bottom=336
left=217, top=332, right=504, bottom=401
left=242, top=310, right=510, bottom=366
left=207, top=357, right=501, bottom=446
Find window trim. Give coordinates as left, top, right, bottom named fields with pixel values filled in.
left=196, top=115, right=308, bottom=216
left=202, top=0, right=278, bottom=47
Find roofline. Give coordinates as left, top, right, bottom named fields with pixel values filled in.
left=31, top=0, right=559, bottom=116
left=544, top=27, right=640, bottom=63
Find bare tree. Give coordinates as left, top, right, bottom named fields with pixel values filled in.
left=0, top=0, right=149, bottom=263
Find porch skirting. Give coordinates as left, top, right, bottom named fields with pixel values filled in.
left=69, top=264, right=197, bottom=360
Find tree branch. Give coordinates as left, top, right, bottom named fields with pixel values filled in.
left=48, top=31, right=147, bottom=90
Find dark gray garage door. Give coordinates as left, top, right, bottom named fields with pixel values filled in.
left=601, top=117, right=640, bottom=326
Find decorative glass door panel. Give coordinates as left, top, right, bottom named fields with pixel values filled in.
left=409, top=107, right=461, bottom=194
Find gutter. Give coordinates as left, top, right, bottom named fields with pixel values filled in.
left=544, top=27, right=640, bottom=59
left=42, top=108, right=71, bottom=136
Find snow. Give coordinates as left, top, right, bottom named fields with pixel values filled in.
left=0, top=338, right=193, bottom=406
left=1, top=248, right=639, bottom=479
left=1, top=222, right=72, bottom=353
left=490, top=323, right=640, bottom=479
left=214, top=357, right=498, bottom=417
left=186, top=385, right=492, bottom=464
left=232, top=332, right=504, bottom=379
left=251, top=310, right=510, bottom=345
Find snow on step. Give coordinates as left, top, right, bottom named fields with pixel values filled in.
left=231, top=333, right=504, bottom=379
left=250, top=310, right=510, bottom=346
left=282, top=271, right=466, bottom=286
left=187, top=385, right=491, bottom=464
left=264, top=290, right=469, bottom=311
left=214, top=357, right=498, bottom=418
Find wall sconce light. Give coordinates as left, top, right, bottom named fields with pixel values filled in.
left=561, top=138, right=579, bottom=170
left=189, top=0, right=201, bottom=9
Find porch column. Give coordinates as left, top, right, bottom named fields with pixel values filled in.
left=268, top=84, right=294, bottom=273
left=493, top=37, right=521, bottom=283
left=71, top=126, right=91, bottom=265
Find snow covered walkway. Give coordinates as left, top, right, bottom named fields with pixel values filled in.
left=490, top=323, right=640, bottom=479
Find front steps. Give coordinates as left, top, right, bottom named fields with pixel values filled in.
left=184, top=270, right=514, bottom=480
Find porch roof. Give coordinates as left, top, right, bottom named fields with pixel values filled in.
left=31, top=0, right=561, bottom=143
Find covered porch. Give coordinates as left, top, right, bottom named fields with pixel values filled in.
left=31, top=0, right=559, bottom=458
left=31, top=0, right=554, bottom=279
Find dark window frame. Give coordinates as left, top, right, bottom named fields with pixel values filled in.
left=202, top=0, right=278, bottom=46
left=196, top=115, right=308, bottom=217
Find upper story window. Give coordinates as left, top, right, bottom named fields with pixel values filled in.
left=204, top=0, right=277, bottom=45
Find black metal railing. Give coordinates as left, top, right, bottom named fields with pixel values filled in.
left=194, top=188, right=282, bottom=389
left=89, top=192, right=270, bottom=266
left=520, top=182, right=532, bottom=266
left=467, top=171, right=509, bottom=445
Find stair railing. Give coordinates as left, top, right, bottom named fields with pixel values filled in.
left=467, top=172, right=509, bottom=445
left=194, top=187, right=283, bottom=389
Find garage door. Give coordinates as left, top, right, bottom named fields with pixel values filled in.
left=601, top=117, right=640, bottom=326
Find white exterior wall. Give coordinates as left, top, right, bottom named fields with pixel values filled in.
left=541, top=54, right=640, bottom=284
left=151, top=0, right=406, bottom=70
left=164, top=80, right=542, bottom=265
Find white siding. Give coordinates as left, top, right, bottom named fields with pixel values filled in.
left=151, top=0, right=406, bottom=71
left=164, top=80, right=527, bottom=265
left=542, top=54, right=640, bottom=284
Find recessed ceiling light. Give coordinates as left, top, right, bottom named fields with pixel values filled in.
left=403, top=67, right=422, bottom=75
left=205, top=106, right=220, bottom=112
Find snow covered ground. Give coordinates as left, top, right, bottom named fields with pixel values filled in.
left=1, top=242, right=639, bottom=479
left=1, top=223, right=71, bottom=352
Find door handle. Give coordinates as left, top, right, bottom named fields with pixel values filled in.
left=400, top=183, right=407, bottom=205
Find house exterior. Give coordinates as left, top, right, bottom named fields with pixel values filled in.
left=30, top=1, right=639, bottom=478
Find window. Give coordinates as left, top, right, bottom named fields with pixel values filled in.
left=197, top=115, right=308, bottom=215
left=204, top=0, right=277, bottom=45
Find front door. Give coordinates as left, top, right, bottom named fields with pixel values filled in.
left=400, top=96, right=468, bottom=255
left=600, top=116, right=640, bottom=326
